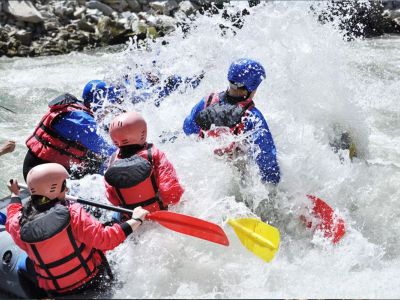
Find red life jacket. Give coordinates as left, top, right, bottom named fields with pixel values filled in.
left=19, top=204, right=104, bottom=294
left=199, top=92, right=254, bottom=139
left=25, top=94, right=101, bottom=172
left=105, top=144, right=166, bottom=213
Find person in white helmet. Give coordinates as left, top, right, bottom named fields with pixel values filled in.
left=104, top=111, right=184, bottom=221
left=6, top=163, right=148, bottom=297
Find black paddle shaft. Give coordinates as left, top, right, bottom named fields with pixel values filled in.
left=72, top=197, right=134, bottom=215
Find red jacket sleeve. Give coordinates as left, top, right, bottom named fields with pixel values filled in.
left=152, top=146, right=184, bottom=206
left=5, top=203, right=29, bottom=252
left=69, top=203, right=127, bottom=251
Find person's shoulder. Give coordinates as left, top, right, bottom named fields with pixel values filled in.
left=68, top=202, right=84, bottom=216
left=61, top=109, right=94, bottom=121
left=247, top=106, right=267, bottom=120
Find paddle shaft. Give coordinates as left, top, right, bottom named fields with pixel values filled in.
left=16, top=183, right=230, bottom=246
left=0, top=105, right=16, bottom=114
left=66, top=195, right=134, bottom=215
left=17, top=183, right=134, bottom=215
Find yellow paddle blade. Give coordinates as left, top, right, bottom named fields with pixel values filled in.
left=228, top=218, right=280, bottom=262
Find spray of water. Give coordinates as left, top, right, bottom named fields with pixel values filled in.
left=0, top=1, right=400, bottom=298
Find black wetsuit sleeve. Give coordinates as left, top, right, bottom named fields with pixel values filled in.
left=120, top=222, right=133, bottom=237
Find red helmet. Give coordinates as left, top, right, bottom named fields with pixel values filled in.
left=27, top=163, right=69, bottom=200
left=109, top=111, right=147, bottom=147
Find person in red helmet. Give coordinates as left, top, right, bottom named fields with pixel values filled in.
left=6, top=163, right=148, bottom=297
left=104, top=111, right=184, bottom=221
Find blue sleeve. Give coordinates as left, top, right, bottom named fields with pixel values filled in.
left=157, top=73, right=203, bottom=103
left=244, top=108, right=280, bottom=185
left=52, top=111, right=116, bottom=157
left=183, top=99, right=206, bottom=135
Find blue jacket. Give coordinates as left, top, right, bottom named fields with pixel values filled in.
left=183, top=93, right=280, bottom=185
left=52, top=111, right=116, bottom=173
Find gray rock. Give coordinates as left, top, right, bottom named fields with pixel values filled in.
left=391, top=9, right=400, bottom=19
left=149, top=0, right=179, bottom=15
left=4, top=0, right=44, bottom=23
left=97, top=15, right=127, bottom=42
left=86, top=8, right=104, bottom=17
left=382, top=0, right=400, bottom=10
left=17, top=45, right=31, bottom=56
left=131, top=19, right=148, bottom=35
left=100, top=0, right=129, bottom=12
left=87, top=0, right=114, bottom=16
left=74, top=6, right=87, bottom=18
left=44, top=21, right=59, bottom=31
left=56, top=30, right=71, bottom=40
left=78, top=0, right=87, bottom=5
left=15, top=29, right=32, bottom=46
left=126, top=0, right=141, bottom=12
left=394, top=17, right=400, bottom=26
left=86, top=13, right=100, bottom=24
left=54, top=3, right=67, bottom=18
left=138, top=12, right=158, bottom=26
left=78, top=19, right=96, bottom=32
left=155, top=14, right=177, bottom=33
left=15, top=20, right=27, bottom=28
left=178, top=1, right=199, bottom=16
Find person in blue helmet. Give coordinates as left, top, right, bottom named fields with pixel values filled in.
left=183, top=58, right=280, bottom=185
left=82, top=80, right=124, bottom=110
left=23, top=93, right=116, bottom=181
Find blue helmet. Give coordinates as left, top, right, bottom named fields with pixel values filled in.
left=227, top=58, right=266, bottom=92
left=82, top=80, right=121, bottom=110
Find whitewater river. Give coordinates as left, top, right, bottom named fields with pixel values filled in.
left=0, top=1, right=399, bottom=298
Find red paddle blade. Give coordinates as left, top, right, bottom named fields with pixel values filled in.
left=146, top=211, right=229, bottom=246
left=301, top=195, right=346, bottom=244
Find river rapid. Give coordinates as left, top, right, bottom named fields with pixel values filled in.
left=0, top=1, right=399, bottom=298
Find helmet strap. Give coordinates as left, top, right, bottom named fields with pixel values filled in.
left=226, top=88, right=252, bottom=104
left=119, top=143, right=146, bottom=159
left=31, top=195, right=59, bottom=212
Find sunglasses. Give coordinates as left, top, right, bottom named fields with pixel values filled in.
left=229, top=80, right=247, bottom=90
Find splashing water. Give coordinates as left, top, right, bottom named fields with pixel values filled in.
left=0, top=1, right=400, bottom=298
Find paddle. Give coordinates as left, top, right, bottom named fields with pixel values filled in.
left=300, top=195, right=346, bottom=244
left=66, top=195, right=229, bottom=246
left=228, top=218, right=280, bottom=262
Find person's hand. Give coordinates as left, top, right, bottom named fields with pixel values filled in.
left=131, top=206, right=149, bottom=222
left=7, top=179, right=20, bottom=197
left=126, top=206, right=149, bottom=231
left=0, top=141, right=16, bottom=156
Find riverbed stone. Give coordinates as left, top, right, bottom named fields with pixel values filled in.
left=74, top=6, right=87, bottom=18
left=178, top=1, right=199, bottom=16
left=126, top=0, right=141, bottom=12
left=77, top=19, right=96, bottom=32
left=15, top=29, right=32, bottom=46
left=101, top=0, right=129, bottom=12
left=87, top=0, right=115, bottom=16
left=4, top=0, right=44, bottom=23
left=149, top=1, right=179, bottom=15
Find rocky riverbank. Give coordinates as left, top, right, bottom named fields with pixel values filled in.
left=0, top=0, right=399, bottom=58
left=0, top=0, right=227, bottom=57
